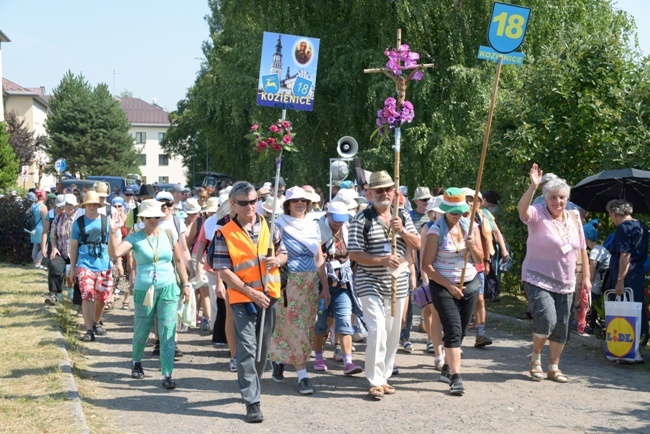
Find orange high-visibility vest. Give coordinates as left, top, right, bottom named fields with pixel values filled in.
left=219, top=216, right=281, bottom=304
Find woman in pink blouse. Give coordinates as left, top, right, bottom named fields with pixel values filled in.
left=517, top=164, right=590, bottom=383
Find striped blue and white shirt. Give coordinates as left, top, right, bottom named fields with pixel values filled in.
left=348, top=207, right=418, bottom=299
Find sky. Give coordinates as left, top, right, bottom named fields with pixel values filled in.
left=1, top=1, right=649, bottom=114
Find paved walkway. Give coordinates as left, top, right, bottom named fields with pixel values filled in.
left=78, top=303, right=650, bottom=433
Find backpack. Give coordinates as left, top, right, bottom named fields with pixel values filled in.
left=25, top=204, right=42, bottom=233
left=77, top=215, right=109, bottom=259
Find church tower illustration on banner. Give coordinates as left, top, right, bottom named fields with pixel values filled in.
left=270, top=35, right=283, bottom=76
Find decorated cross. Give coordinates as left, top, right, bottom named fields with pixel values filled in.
left=364, top=29, right=433, bottom=315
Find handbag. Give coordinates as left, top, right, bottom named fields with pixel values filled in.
left=604, top=289, right=643, bottom=363
left=412, top=284, right=433, bottom=309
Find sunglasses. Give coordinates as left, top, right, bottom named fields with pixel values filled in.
left=417, top=199, right=429, bottom=202
left=373, top=187, right=394, bottom=194
left=161, top=201, right=174, bottom=208
left=289, top=198, right=309, bottom=204
left=235, top=199, right=258, bottom=206
left=144, top=216, right=160, bottom=220
left=448, top=212, right=462, bottom=216
left=125, top=194, right=133, bottom=197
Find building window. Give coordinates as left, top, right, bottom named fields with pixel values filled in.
left=158, top=154, right=169, bottom=166
left=158, top=132, right=165, bottom=143
left=159, top=176, right=169, bottom=184
left=135, top=132, right=146, bottom=144
left=139, top=154, right=147, bottom=165
left=141, top=176, right=147, bottom=184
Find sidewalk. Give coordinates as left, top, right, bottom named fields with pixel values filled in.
left=77, top=302, right=650, bottom=433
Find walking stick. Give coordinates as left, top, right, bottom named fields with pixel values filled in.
left=257, top=110, right=286, bottom=362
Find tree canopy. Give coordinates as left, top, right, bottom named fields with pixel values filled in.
left=0, top=122, right=19, bottom=190
left=45, top=71, right=140, bottom=178
left=161, top=0, right=650, bottom=284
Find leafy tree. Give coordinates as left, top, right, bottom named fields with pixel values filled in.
left=45, top=71, right=140, bottom=177
left=119, top=89, right=134, bottom=98
left=5, top=111, right=37, bottom=168
left=0, top=122, right=19, bottom=189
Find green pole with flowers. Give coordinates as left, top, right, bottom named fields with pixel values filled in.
left=365, top=29, right=433, bottom=314
left=245, top=115, right=297, bottom=361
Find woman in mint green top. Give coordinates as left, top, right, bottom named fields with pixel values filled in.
left=109, top=199, right=190, bottom=390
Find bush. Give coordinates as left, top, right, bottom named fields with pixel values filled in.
left=0, top=196, right=33, bottom=263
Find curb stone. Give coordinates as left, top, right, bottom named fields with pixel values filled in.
left=54, top=326, right=90, bottom=434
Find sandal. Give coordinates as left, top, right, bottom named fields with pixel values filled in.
left=368, top=386, right=384, bottom=400
left=528, top=357, right=544, bottom=381
left=547, top=370, right=569, bottom=383
left=122, top=302, right=130, bottom=310
left=381, top=384, right=395, bottom=395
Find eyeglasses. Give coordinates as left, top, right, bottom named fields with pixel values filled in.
left=235, top=199, right=258, bottom=207
left=115, top=204, right=124, bottom=208
left=144, top=216, right=160, bottom=220
left=289, top=198, right=309, bottom=204
left=373, top=187, right=394, bottom=194
left=161, top=201, right=174, bottom=208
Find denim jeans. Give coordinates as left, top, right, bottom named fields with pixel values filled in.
left=314, top=285, right=355, bottom=335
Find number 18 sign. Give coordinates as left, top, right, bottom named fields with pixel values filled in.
left=477, top=2, right=530, bottom=65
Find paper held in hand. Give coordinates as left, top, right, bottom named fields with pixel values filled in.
left=387, top=258, right=409, bottom=279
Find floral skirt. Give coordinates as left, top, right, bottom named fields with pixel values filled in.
left=269, top=271, right=318, bottom=366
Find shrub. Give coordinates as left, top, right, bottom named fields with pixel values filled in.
left=0, top=196, right=33, bottom=263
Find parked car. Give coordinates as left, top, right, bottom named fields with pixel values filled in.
left=58, top=179, right=96, bottom=193
left=86, top=176, right=128, bottom=194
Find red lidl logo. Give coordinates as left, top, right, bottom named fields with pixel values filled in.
left=606, top=317, right=636, bottom=358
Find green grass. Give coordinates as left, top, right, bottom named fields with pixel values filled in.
left=486, top=292, right=528, bottom=318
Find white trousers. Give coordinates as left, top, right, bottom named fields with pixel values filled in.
left=360, top=294, right=406, bottom=387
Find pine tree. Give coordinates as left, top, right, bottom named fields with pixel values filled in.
left=5, top=111, right=36, bottom=167
left=45, top=71, right=140, bottom=177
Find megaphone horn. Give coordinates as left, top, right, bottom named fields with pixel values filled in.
left=337, top=136, right=358, bottom=158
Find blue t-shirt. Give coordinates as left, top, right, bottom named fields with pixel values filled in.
left=30, top=204, right=45, bottom=244
left=125, top=230, right=177, bottom=291
left=607, top=220, right=649, bottom=290
left=71, top=216, right=112, bottom=271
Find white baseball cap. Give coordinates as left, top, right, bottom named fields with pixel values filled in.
left=327, top=201, right=349, bottom=222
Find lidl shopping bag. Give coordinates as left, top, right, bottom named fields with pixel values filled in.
left=604, top=289, right=643, bottom=363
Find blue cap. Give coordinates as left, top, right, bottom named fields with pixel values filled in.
left=124, top=188, right=134, bottom=195
left=339, top=180, right=353, bottom=189
left=26, top=192, right=37, bottom=202
left=583, top=219, right=599, bottom=241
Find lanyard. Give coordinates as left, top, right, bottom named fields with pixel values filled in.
left=145, top=232, right=160, bottom=265
left=551, top=211, right=570, bottom=243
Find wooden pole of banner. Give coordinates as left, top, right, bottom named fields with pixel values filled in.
left=458, top=57, right=503, bottom=290
left=364, top=29, right=433, bottom=315
left=257, top=109, right=286, bottom=362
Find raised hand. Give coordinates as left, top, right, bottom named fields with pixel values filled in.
left=529, top=163, right=543, bottom=188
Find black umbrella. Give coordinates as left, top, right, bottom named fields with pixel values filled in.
left=570, top=168, right=650, bottom=213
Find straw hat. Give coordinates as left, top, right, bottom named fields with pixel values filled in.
left=80, top=191, right=102, bottom=208
left=183, top=198, right=201, bottom=215
left=204, top=197, right=219, bottom=213
left=138, top=199, right=165, bottom=218
left=262, top=196, right=284, bottom=215
left=93, top=181, right=110, bottom=198
left=257, top=187, right=271, bottom=199
left=413, top=186, right=432, bottom=201
left=368, top=171, right=394, bottom=189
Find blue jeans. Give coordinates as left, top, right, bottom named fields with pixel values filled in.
left=314, top=286, right=355, bottom=335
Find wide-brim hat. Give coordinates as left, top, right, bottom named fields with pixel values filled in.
left=138, top=199, right=165, bottom=218
left=257, top=187, right=271, bottom=199
left=439, top=188, right=470, bottom=214
left=184, top=198, right=201, bottom=215
left=332, top=189, right=358, bottom=214
left=262, top=196, right=284, bottom=214
left=427, top=195, right=443, bottom=213
left=368, top=170, right=395, bottom=189
left=80, top=191, right=103, bottom=208
left=413, top=186, right=432, bottom=201
left=204, top=197, right=219, bottom=213
left=285, top=186, right=311, bottom=202
left=302, top=185, right=321, bottom=203
left=461, top=187, right=483, bottom=201
left=216, top=201, right=231, bottom=221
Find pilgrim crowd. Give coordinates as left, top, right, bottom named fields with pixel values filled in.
left=20, top=163, right=649, bottom=423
